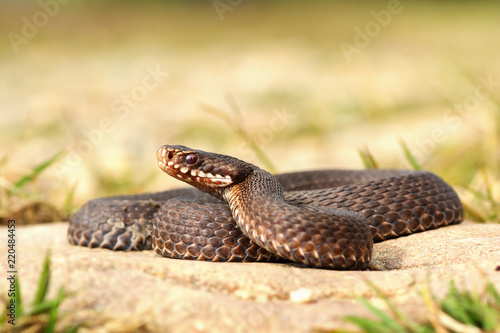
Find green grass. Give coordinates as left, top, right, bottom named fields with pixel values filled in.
left=338, top=280, right=500, bottom=333
left=0, top=151, right=70, bottom=223
left=399, top=139, right=423, bottom=172
left=0, top=151, right=63, bottom=200
left=0, top=252, right=76, bottom=333
left=358, top=147, right=380, bottom=170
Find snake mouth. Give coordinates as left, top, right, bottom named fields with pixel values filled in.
left=156, top=145, right=234, bottom=188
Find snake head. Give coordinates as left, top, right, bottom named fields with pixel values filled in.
left=157, top=145, right=254, bottom=196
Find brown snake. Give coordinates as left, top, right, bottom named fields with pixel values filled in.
left=68, top=145, right=463, bottom=269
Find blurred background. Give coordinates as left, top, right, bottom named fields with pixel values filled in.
left=0, top=0, right=499, bottom=222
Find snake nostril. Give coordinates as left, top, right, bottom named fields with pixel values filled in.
left=167, top=152, right=174, bottom=159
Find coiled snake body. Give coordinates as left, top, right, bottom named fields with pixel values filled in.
left=68, top=145, right=463, bottom=269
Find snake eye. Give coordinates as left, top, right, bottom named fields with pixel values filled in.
left=185, top=154, right=198, bottom=165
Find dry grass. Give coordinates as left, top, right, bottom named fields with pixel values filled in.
left=0, top=2, right=498, bottom=220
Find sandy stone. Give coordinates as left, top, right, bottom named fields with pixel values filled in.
left=370, top=222, right=500, bottom=270
left=1, top=222, right=499, bottom=332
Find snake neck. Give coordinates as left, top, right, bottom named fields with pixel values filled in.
left=222, top=168, right=373, bottom=269
left=223, top=168, right=285, bottom=221
left=224, top=168, right=281, bottom=224
left=224, top=168, right=295, bottom=243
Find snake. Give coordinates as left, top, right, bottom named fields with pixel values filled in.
left=68, top=144, right=463, bottom=270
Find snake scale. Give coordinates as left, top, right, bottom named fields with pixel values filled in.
left=68, top=145, right=463, bottom=269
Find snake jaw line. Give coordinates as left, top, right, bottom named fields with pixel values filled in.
left=157, top=147, right=234, bottom=189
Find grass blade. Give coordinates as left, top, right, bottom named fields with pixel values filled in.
left=14, top=274, right=23, bottom=319
left=441, top=281, right=476, bottom=326
left=33, top=252, right=51, bottom=306
left=0, top=176, right=32, bottom=198
left=399, top=139, right=422, bottom=171
left=29, top=300, right=59, bottom=316
left=63, top=182, right=78, bottom=217
left=2, top=275, right=23, bottom=326
left=420, top=279, right=448, bottom=333
left=357, top=297, right=407, bottom=332
left=486, top=282, right=500, bottom=307
left=480, top=169, right=495, bottom=205
left=358, top=147, right=379, bottom=170
left=365, top=280, right=409, bottom=325
left=44, top=287, right=65, bottom=333
left=344, top=315, right=388, bottom=333
left=13, top=151, right=64, bottom=189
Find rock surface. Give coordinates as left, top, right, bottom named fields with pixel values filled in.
left=1, top=222, right=499, bottom=332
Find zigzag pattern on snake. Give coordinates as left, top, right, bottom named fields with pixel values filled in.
left=68, top=145, right=463, bottom=269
